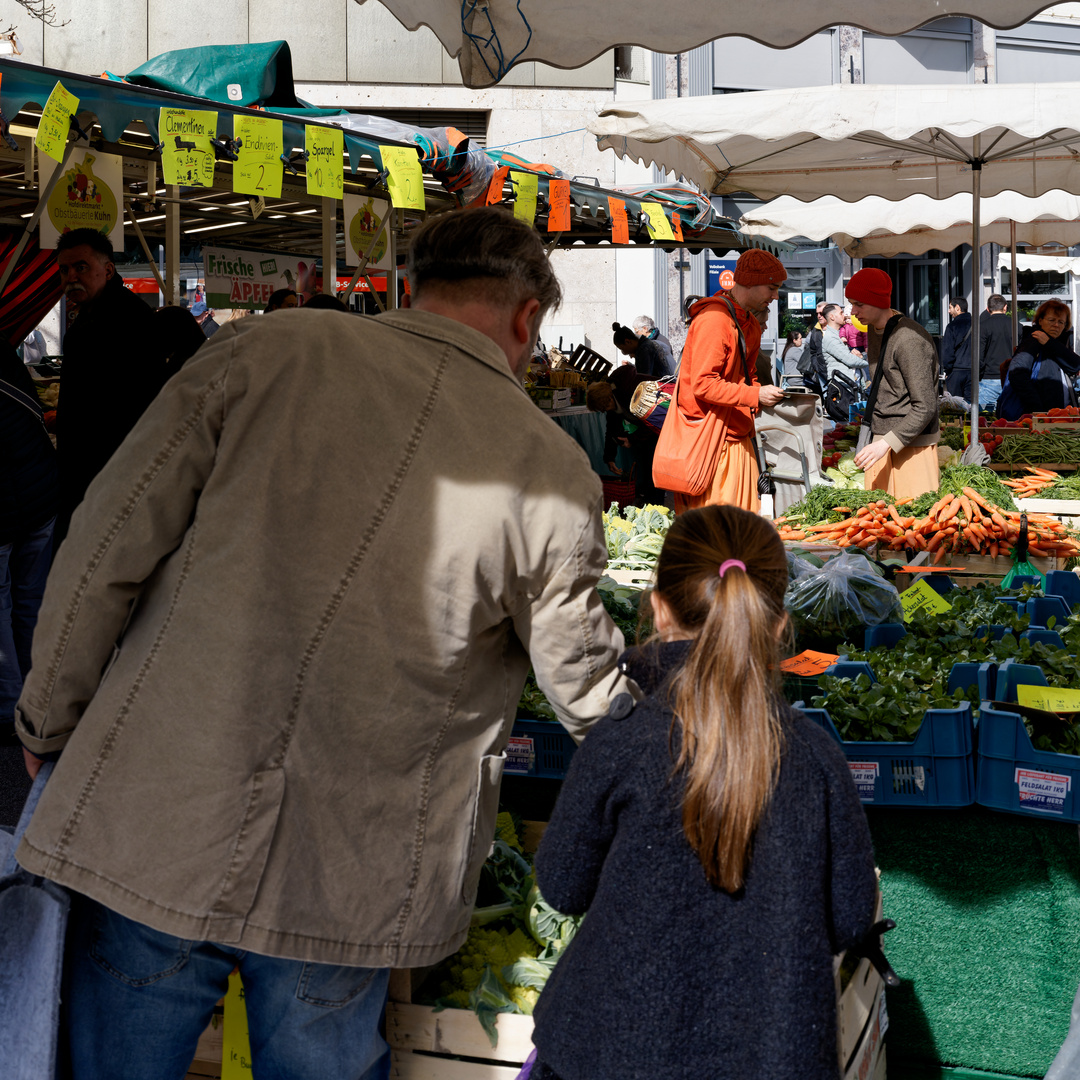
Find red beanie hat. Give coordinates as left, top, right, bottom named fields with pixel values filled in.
left=845, top=268, right=893, bottom=309
left=733, top=248, right=787, bottom=287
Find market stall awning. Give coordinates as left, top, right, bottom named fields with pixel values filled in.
left=739, top=191, right=1080, bottom=257
left=356, top=0, right=1061, bottom=88
left=995, top=250, right=1080, bottom=275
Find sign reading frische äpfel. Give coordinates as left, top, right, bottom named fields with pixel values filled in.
left=203, top=245, right=320, bottom=310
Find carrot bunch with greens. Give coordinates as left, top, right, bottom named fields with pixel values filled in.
left=1002, top=467, right=1059, bottom=498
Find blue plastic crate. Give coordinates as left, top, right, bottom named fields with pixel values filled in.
left=506, top=719, right=577, bottom=779
left=1026, top=595, right=1072, bottom=628
left=1021, top=627, right=1065, bottom=648
left=1045, top=570, right=1080, bottom=607
left=994, top=659, right=1049, bottom=703
left=976, top=703, right=1080, bottom=823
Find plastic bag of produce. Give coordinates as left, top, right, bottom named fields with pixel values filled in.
left=784, top=548, right=903, bottom=647
left=786, top=548, right=818, bottom=582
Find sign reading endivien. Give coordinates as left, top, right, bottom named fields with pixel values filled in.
left=234, top=116, right=284, bottom=199
left=1015, top=767, right=1071, bottom=814
left=848, top=761, right=880, bottom=802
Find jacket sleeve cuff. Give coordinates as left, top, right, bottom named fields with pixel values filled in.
left=14, top=706, right=73, bottom=757
left=882, top=430, right=906, bottom=454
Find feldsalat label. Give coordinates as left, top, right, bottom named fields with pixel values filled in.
left=1015, top=768, right=1071, bottom=814
left=505, top=737, right=535, bottom=775
left=849, top=761, right=880, bottom=802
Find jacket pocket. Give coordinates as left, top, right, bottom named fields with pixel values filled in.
left=209, top=767, right=286, bottom=940
left=460, top=753, right=506, bottom=906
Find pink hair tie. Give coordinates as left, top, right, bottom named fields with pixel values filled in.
left=718, top=559, right=746, bottom=578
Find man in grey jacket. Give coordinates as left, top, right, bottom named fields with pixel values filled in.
left=821, top=302, right=864, bottom=386
left=14, top=208, right=635, bottom=1079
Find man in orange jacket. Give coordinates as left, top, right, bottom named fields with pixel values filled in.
left=660, top=248, right=787, bottom=513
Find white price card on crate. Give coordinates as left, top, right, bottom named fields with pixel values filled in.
left=1015, top=767, right=1070, bottom=814
left=505, top=736, right=535, bottom=775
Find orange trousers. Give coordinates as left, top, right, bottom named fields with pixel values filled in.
left=863, top=443, right=940, bottom=502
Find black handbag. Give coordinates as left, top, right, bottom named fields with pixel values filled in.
left=823, top=370, right=861, bottom=423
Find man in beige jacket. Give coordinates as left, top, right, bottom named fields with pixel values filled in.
left=14, top=208, right=634, bottom=1079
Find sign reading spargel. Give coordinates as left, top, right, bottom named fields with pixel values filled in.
left=848, top=761, right=880, bottom=802
left=1015, top=767, right=1071, bottom=814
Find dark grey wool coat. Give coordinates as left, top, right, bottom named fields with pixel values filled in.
left=532, top=640, right=878, bottom=1080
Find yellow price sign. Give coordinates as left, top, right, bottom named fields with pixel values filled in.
left=511, top=171, right=538, bottom=225
left=221, top=971, right=252, bottom=1079
left=233, top=116, right=284, bottom=199
left=1017, top=684, right=1080, bottom=713
left=640, top=201, right=675, bottom=241
left=306, top=125, right=344, bottom=199
left=159, top=108, right=218, bottom=188
left=900, top=578, right=954, bottom=622
left=36, top=81, right=79, bottom=163
left=379, top=145, right=425, bottom=210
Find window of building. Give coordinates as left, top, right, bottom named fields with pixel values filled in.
left=712, top=30, right=838, bottom=91
left=997, top=19, right=1080, bottom=82
left=863, top=19, right=973, bottom=84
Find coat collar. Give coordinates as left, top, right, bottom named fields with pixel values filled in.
left=618, top=639, right=694, bottom=697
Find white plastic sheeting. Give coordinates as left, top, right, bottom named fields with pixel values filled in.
left=739, top=191, right=1080, bottom=256
left=356, top=1, right=1060, bottom=88
left=590, top=82, right=1080, bottom=202
left=995, top=251, right=1080, bottom=275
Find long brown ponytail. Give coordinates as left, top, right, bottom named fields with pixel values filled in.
left=655, top=506, right=789, bottom=893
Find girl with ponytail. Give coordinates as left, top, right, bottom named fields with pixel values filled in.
left=531, top=505, right=877, bottom=1080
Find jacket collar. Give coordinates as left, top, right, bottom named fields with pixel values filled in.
left=375, top=308, right=523, bottom=387
left=618, top=639, right=693, bottom=697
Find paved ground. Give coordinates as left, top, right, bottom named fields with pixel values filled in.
left=0, top=744, right=32, bottom=827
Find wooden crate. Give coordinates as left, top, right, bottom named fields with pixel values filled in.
left=1029, top=417, right=1080, bottom=434
left=988, top=462, right=1080, bottom=473
left=186, top=1012, right=223, bottom=1079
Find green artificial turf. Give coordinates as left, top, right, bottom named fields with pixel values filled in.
left=869, top=807, right=1080, bottom=1078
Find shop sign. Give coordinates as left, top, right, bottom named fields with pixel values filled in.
left=505, top=736, right=535, bottom=775
left=848, top=761, right=880, bottom=802
left=39, top=149, right=123, bottom=250
left=1015, top=767, right=1070, bottom=814
left=204, top=245, right=318, bottom=310
left=233, top=116, right=284, bottom=199
left=707, top=259, right=737, bottom=294
left=305, top=124, right=344, bottom=199
left=343, top=194, right=392, bottom=270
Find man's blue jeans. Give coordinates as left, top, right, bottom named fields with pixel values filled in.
left=978, top=378, right=1003, bottom=410
left=62, top=895, right=391, bottom=1080
left=0, top=516, right=55, bottom=724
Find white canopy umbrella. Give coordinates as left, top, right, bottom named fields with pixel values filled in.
left=591, top=81, right=1080, bottom=433
left=739, top=191, right=1080, bottom=258
left=356, top=1, right=1060, bottom=88
left=996, top=251, right=1080, bottom=275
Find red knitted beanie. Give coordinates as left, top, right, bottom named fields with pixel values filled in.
left=845, top=268, right=893, bottom=309
left=733, top=248, right=787, bottom=287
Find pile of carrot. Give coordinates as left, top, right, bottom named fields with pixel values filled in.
left=776, top=486, right=1080, bottom=563
left=1001, top=467, right=1059, bottom=498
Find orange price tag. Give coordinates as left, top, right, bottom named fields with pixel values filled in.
left=486, top=165, right=510, bottom=205
left=779, top=650, right=840, bottom=676
left=672, top=211, right=684, bottom=242
left=548, top=178, right=571, bottom=231
left=608, top=196, right=629, bottom=245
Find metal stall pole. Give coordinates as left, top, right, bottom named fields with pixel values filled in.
left=386, top=225, right=398, bottom=311
left=164, top=184, right=181, bottom=306
left=126, top=204, right=167, bottom=296
left=0, top=132, right=79, bottom=298
left=340, top=211, right=390, bottom=310
left=1010, top=220, right=1019, bottom=351
left=322, top=196, right=336, bottom=296
left=969, top=140, right=982, bottom=442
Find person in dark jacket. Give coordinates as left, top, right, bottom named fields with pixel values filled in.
left=999, top=299, right=1080, bottom=420
left=612, top=321, right=671, bottom=378
left=54, top=229, right=169, bottom=543
left=980, top=294, right=1014, bottom=410
left=586, top=364, right=663, bottom=503
left=0, top=339, right=58, bottom=744
left=531, top=505, right=877, bottom=1080
left=941, top=297, right=973, bottom=399
left=632, top=315, right=675, bottom=372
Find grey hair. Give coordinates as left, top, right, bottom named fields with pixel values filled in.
left=632, top=315, right=656, bottom=333
left=406, top=206, right=562, bottom=316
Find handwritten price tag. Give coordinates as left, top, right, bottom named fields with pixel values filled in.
left=234, top=116, right=284, bottom=199
left=672, top=212, right=684, bottom=242
left=306, top=125, right=344, bottom=199
left=1017, top=685, right=1080, bottom=713
left=485, top=164, right=510, bottom=206
left=900, top=578, right=954, bottom=622
left=608, top=196, right=629, bottom=244
left=547, top=178, right=570, bottom=231
left=36, top=81, right=79, bottom=163
left=159, top=108, right=217, bottom=188
left=780, top=650, right=840, bottom=676
left=511, top=171, right=538, bottom=225
left=221, top=971, right=252, bottom=1080
left=379, top=145, right=425, bottom=210
left=640, top=201, right=675, bottom=241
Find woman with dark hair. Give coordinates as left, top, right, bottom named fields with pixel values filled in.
left=530, top=504, right=877, bottom=1080
left=998, top=299, right=1080, bottom=419
left=264, top=288, right=298, bottom=313
left=780, top=329, right=804, bottom=383
left=612, top=321, right=671, bottom=378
